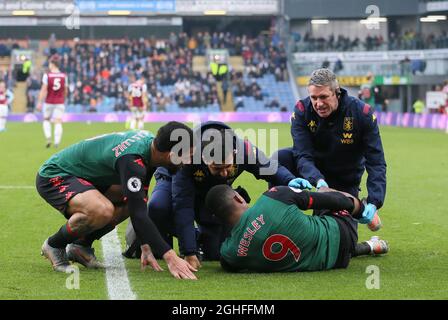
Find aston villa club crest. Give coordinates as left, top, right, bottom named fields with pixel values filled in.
left=343, top=117, right=354, bottom=131
left=193, top=170, right=205, bottom=182
left=308, top=120, right=317, bottom=132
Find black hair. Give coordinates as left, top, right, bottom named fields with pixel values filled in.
left=201, top=128, right=236, bottom=164
left=205, top=184, right=236, bottom=222
left=154, top=121, right=193, bottom=153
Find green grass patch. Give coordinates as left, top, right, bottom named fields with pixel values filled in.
left=1, top=122, right=447, bottom=299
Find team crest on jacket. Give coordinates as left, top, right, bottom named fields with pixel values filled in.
left=307, top=120, right=317, bottom=132
left=343, top=117, right=353, bottom=131
left=194, top=169, right=205, bottom=182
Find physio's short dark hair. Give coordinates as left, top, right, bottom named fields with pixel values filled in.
left=154, top=121, right=193, bottom=152
left=201, top=128, right=236, bottom=164
left=205, top=184, right=236, bottom=222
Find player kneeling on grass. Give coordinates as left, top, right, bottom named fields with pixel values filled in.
left=36, top=121, right=198, bottom=280
left=205, top=185, right=388, bottom=273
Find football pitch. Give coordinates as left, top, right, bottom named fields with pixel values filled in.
left=1, top=122, right=447, bottom=300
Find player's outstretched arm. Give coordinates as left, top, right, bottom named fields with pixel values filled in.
left=265, top=186, right=358, bottom=214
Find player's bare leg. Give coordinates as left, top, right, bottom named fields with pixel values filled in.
left=67, top=186, right=129, bottom=268
left=0, top=104, right=7, bottom=132
left=43, top=190, right=115, bottom=271
left=43, top=116, right=52, bottom=148
left=53, top=118, right=63, bottom=148
left=137, top=114, right=145, bottom=130
left=0, top=116, right=6, bottom=132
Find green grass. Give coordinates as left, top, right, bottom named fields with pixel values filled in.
left=1, top=122, right=447, bottom=299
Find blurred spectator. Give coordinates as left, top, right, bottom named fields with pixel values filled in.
left=411, top=59, right=426, bottom=75
left=26, top=73, right=41, bottom=112
left=413, top=99, right=425, bottom=114
left=221, top=77, right=229, bottom=104
left=399, top=56, right=411, bottom=76
left=442, top=80, right=448, bottom=94
left=359, top=73, right=376, bottom=108
left=155, top=91, right=169, bottom=112
left=235, top=96, right=244, bottom=110
left=333, top=58, right=344, bottom=74
left=295, top=30, right=448, bottom=52
left=265, top=98, right=280, bottom=109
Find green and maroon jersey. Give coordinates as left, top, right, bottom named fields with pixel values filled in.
left=220, top=186, right=355, bottom=272
left=39, top=130, right=153, bottom=185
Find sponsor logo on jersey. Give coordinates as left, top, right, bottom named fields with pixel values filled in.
left=343, top=117, right=353, bottom=131
left=341, top=132, right=354, bottom=144
left=127, top=177, right=142, bottom=192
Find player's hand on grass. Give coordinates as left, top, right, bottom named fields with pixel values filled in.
left=163, top=250, right=198, bottom=280
left=140, top=244, right=163, bottom=272
left=288, top=178, right=312, bottom=190
left=316, top=179, right=329, bottom=190
left=185, top=254, right=202, bottom=269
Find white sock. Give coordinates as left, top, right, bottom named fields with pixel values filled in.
left=54, top=123, right=63, bottom=146
left=0, top=118, right=6, bottom=131
left=138, top=120, right=144, bottom=130
left=130, top=119, right=136, bottom=130
left=43, top=120, right=52, bottom=140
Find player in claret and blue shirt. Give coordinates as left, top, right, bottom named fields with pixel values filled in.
left=36, top=54, right=67, bottom=148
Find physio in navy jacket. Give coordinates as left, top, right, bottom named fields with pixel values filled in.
left=277, top=68, right=386, bottom=228
left=147, top=121, right=308, bottom=268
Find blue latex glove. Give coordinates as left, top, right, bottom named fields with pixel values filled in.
left=316, top=179, right=329, bottom=189
left=358, top=203, right=377, bottom=224
left=288, top=178, right=313, bottom=190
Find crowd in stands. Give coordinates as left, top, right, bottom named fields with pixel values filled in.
left=0, top=39, right=25, bottom=57
left=40, top=31, right=290, bottom=113
left=294, top=30, right=448, bottom=52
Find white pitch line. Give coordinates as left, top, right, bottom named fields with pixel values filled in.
left=2, top=184, right=136, bottom=299
left=101, top=228, right=137, bottom=300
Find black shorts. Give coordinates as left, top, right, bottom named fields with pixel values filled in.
left=36, top=173, right=109, bottom=219
left=325, top=211, right=358, bottom=269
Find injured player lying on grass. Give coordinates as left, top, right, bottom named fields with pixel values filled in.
left=205, top=185, right=388, bottom=273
